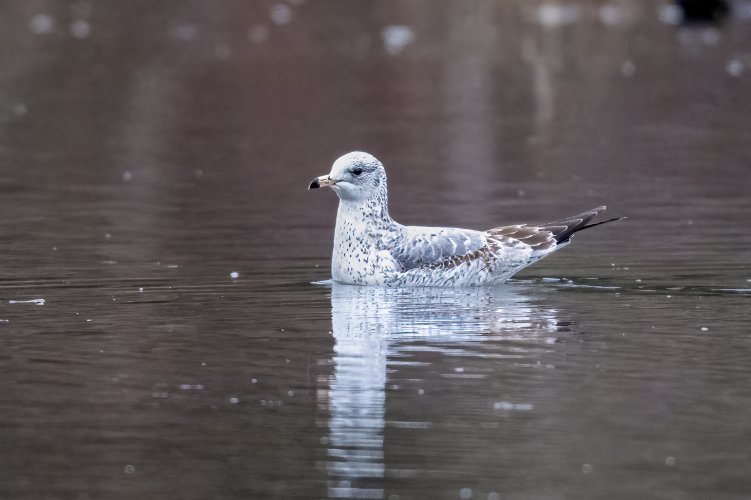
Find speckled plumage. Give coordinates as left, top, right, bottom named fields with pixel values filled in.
left=310, top=152, right=619, bottom=287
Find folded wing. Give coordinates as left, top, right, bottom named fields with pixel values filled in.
left=390, top=225, right=488, bottom=271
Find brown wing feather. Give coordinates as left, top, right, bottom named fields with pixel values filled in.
left=427, top=235, right=520, bottom=270
left=487, top=206, right=620, bottom=250
left=488, top=225, right=556, bottom=251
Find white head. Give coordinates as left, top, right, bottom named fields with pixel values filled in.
left=308, top=151, right=387, bottom=203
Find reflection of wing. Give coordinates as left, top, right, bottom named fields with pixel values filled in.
left=390, top=225, right=487, bottom=271
left=330, top=282, right=559, bottom=339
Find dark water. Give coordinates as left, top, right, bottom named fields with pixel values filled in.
left=1, top=1, right=750, bottom=499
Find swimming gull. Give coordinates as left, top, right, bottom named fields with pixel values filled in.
left=309, top=152, right=621, bottom=287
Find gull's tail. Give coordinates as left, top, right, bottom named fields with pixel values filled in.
left=540, top=206, right=624, bottom=244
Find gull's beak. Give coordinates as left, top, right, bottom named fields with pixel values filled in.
left=308, top=175, right=335, bottom=190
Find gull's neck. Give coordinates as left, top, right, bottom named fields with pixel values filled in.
left=337, top=194, right=395, bottom=228
left=331, top=184, right=403, bottom=283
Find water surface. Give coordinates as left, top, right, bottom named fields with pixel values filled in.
left=1, top=2, right=750, bottom=499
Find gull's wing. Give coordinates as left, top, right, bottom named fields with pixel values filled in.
left=487, top=206, right=620, bottom=254
left=389, top=225, right=487, bottom=271
left=390, top=207, right=620, bottom=274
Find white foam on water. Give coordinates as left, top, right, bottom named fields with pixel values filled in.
left=8, top=298, right=45, bottom=305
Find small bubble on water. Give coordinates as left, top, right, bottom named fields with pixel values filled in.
left=251, top=378, right=258, bottom=384
left=230, top=271, right=239, bottom=279
left=70, top=19, right=91, bottom=39
left=382, top=25, right=415, bottom=55
left=248, top=24, right=270, bottom=43
left=454, top=367, right=464, bottom=373
left=287, top=390, right=294, bottom=397
left=459, top=487, right=473, bottom=499
left=726, top=59, right=743, bottom=77
left=493, top=401, right=534, bottom=411
left=665, top=456, right=676, bottom=466
left=124, top=464, right=135, bottom=474
left=122, top=171, right=133, bottom=182
left=229, top=397, right=240, bottom=404
left=700, top=326, right=709, bottom=332
left=700, top=28, right=720, bottom=46
left=658, top=4, right=682, bottom=25
left=214, top=43, right=231, bottom=60
left=138, top=287, right=144, bottom=292
left=417, top=388, right=425, bottom=395
left=30, top=14, right=55, bottom=34
left=270, top=4, right=293, bottom=25
left=581, top=463, right=593, bottom=474
left=320, top=436, right=329, bottom=445
left=170, top=23, right=198, bottom=42
left=13, top=103, right=28, bottom=116
left=621, top=60, right=636, bottom=77
left=86, top=319, right=93, bottom=322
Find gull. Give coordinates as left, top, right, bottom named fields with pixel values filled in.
left=309, top=152, right=621, bottom=287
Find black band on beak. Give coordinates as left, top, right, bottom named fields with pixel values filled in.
left=308, top=178, right=320, bottom=190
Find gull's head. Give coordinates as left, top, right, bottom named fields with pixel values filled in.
left=308, top=151, right=387, bottom=202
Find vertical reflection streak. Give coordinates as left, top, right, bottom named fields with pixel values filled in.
left=321, top=284, right=560, bottom=499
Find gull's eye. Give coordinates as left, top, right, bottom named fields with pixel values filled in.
left=352, top=167, right=364, bottom=176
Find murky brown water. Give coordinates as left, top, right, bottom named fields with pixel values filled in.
left=1, top=1, right=750, bottom=499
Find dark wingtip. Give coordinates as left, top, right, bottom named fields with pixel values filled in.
left=544, top=206, right=622, bottom=243
left=308, top=178, right=320, bottom=190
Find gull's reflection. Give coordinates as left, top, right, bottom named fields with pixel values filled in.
left=321, top=283, right=560, bottom=499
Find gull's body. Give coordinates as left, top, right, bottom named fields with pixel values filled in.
left=310, top=152, right=620, bottom=287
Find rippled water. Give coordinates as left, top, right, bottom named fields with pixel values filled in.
left=1, top=2, right=750, bottom=499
